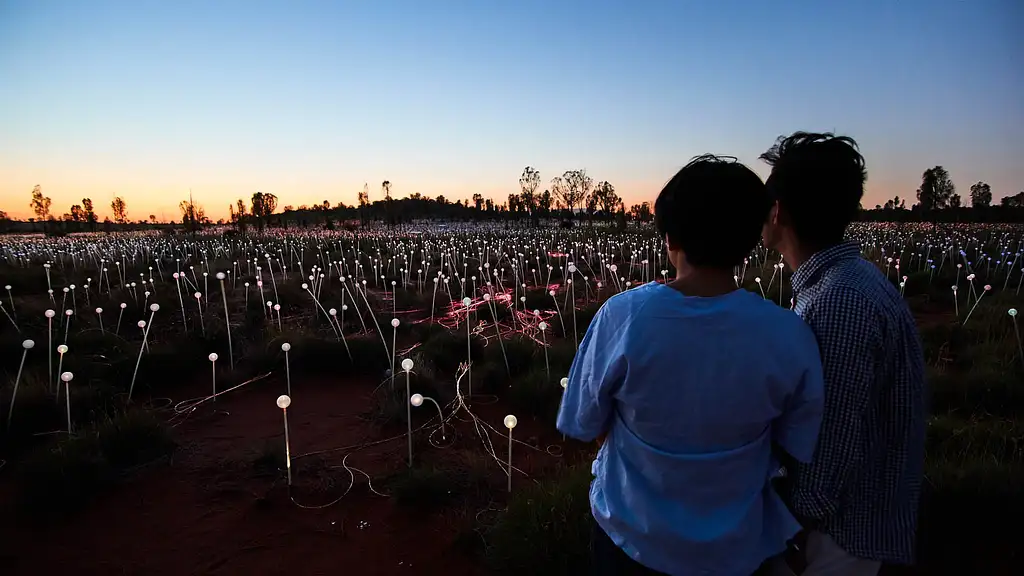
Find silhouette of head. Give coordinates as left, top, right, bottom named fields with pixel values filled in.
left=655, top=155, right=770, bottom=271
left=760, top=132, right=866, bottom=252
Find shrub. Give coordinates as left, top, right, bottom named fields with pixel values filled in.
left=484, top=465, right=593, bottom=575
left=17, top=435, right=114, bottom=520
left=507, top=369, right=563, bottom=422
left=95, top=409, right=176, bottom=469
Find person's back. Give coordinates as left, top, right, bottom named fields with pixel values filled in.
left=786, top=246, right=925, bottom=562
left=759, top=132, right=926, bottom=574
left=556, top=155, right=825, bottom=576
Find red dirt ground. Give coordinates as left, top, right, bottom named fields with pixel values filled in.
left=0, top=371, right=581, bottom=576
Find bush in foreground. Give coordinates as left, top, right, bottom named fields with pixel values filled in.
left=484, top=464, right=592, bottom=575
left=16, top=409, right=176, bottom=521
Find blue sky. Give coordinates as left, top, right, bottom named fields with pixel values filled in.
left=1, top=0, right=1021, bottom=220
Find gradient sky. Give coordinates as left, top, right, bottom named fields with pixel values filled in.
left=1, top=0, right=1022, bottom=222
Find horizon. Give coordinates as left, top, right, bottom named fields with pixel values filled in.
left=1, top=0, right=1022, bottom=222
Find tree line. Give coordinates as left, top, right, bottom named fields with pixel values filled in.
left=6, top=164, right=1020, bottom=234
left=859, top=165, right=1024, bottom=223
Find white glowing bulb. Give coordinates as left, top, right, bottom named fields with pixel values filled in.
left=137, top=320, right=146, bottom=328
left=45, top=309, right=55, bottom=318
left=1009, top=308, right=1018, bottom=317
left=410, top=393, right=423, bottom=407
left=390, top=318, right=400, bottom=328
left=329, top=308, right=337, bottom=316
left=277, top=394, right=291, bottom=409
left=194, top=292, right=202, bottom=299
left=60, top=372, right=73, bottom=383
left=57, top=344, right=68, bottom=354
left=65, top=309, right=73, bottom=316
left=560, top=377, right=568, bottom=388
left=539, top=322, right=548, bottom=330
left=401, top=358, right=414, bottom=371
left=462, top=297, right=472, bottom=306
left=22, top=339, right=35, bottom=349
left=209, top=353, right=219, bottom=362
left=503, top=415, right=518, bottom=430
left=95, top=307, right=103, bottom=314
left=301, top=283, right=308, bottom=290
left=281, top=342, right=291, bottom=352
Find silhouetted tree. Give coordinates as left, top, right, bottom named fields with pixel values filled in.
left=111, top=196, right=128, bottom=224
left=82, top=198, right=97, bottom=231
left=251, top=192, right=278, bottom=232
left=519, top=166, right=540, bottom=222
left=949, top=194, right=962, bottom=208
left=29, top=185, right=52, bottom=221
left=969, top=181, right=992, bottom=207
left=179, top=196, right=205, bottom=237
left=1001, top=192, right=1024, bottom=207
left=916, top=166, right=955, bottom=212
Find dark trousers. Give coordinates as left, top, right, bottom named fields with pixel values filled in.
left=591, top=517, right=668, bottom=575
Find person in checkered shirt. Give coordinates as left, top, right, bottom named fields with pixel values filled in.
left=759, top=132, right=927, bottom=575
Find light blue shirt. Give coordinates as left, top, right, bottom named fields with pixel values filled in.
left=557, top=282, right=825, bottom=576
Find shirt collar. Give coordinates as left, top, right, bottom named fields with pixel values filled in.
left=789, top=241, right=862, bottom=293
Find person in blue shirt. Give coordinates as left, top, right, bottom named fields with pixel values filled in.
left=557, top=154, right=826, bottom=576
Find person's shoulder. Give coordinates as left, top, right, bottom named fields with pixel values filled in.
left=741, top=292, right=818, bottom=338
left=596, top=282, right=661, bottom=319
left=836, top=259, right=901, bottom=303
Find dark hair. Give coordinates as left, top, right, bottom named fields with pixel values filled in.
left=759, top=132, right=866, bottom=247
left=654, top=154, right=770, bottom=268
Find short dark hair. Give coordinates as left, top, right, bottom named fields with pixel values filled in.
left=760, top=132, right=866, bottom=247
left=654, top=154, right=770, bottom=269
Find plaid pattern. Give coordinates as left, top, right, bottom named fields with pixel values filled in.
left=787, top=241, right=926, bottom=565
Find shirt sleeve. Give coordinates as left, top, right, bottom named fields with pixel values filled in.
left=791, top=288, right=882, bottom=520
left=556, top=302, right=628, bottom=441
left=773, top=333, right=825, bottom=463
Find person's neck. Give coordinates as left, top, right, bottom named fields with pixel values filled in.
left=780, top=240, right=840, bottom=272
left=669, top=267, right=737, bottom=297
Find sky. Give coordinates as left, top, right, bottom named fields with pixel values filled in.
left=1, top=0, right=1022, bottom=222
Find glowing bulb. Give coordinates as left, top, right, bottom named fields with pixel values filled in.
left=57, top=344, right=68, bottom=354
left=281, top=342, right=291, bottom=352
left=1009, top=308, right=1017, bottom=317
left=216, top=272, right=226, bottom=280
left=276, top=395, right=291, bottom=409
left=410, top=393, right=423, bottom=407
left=150, top=304, right=160, bottom=312
left=401, top=358, right=414, bottom=372
left=391, top=318, right=400, bottom=328
left=95, top=307, right=103, bottom=314
left=503, top=415, right=518, bottom=430
left=208, top=353, right=219, bottom=362
left=45, top=309, right=55, bottom=318
left=462, top=297, right=472, bottom=306
left=60, top=372, right=73, bottom=383
left=539, top=322, right=548, bottom=330
left=138, top=320, right=146, bottom=328
left=560, top=377, right=568, bottom=388
left=22, top=339, right=35, bottom=349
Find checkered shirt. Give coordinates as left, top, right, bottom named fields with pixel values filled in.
left=787, top=241, right=926, bottom=564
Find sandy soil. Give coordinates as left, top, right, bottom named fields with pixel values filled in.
left=0, top=371, right=580, bottom=576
